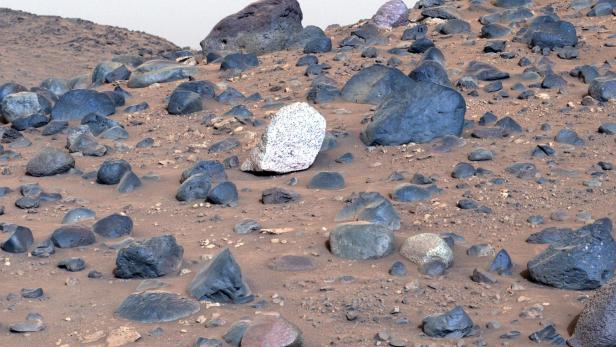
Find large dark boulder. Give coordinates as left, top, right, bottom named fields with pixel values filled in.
left=200, top=0, right=304, bottom=56
left=51, top=90, right=115, bottom=121
left=26, top=147, right=75, bottom=177
left=114, top=235, right=184, bottom=279
left=570, top=279, right=616, bottom=347
left=187, top=248, right=254, bottom=304
left=361, top=81, right=465, bottom=145
left=515, top=15, right=578, bottom=49
left=341, top=65, right=414, bottom=105
left=1, top=92, right=51, bottom=123
left=528, top=218, right=616, bottom=290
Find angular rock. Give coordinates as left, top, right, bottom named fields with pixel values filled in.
left=589, top=76, right=616, bottom=101
left=422, top=306, right=475, bottom=338
left=241, top=102, right=325, bottom=174
left=1, top=92, right=49, bottom=123
left=207, top=181, right=239, bottom=206
left=113, top=235, right=183, bottom=279
left=341, top=65, right=413, bottom=105
left=180, top=160, right=227, bottom=183
left=176, top=174, right=212, bottom=202
left=127, top=60, right=198, bottom=88
left=261, top=187, right=300, bottom=204
left=187, top=248, right=254, bottom=304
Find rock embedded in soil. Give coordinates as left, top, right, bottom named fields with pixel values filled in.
left=187, top=248, right=254, bottom=304
left=241, top=102, right=325, bottom=174
left=26, top=147, right=75, bottom=177
left=207, top=181, right=239, bottom=206
left=9, top=313, right=45, bottom=333
left=115, top=291, right=200, bottom=323
left=261, top=187, right=300, bottom=204
left=268, top=255, right=316, bottom=272
left=307, top=171, right=345, bottom=190
left=240, top=315, right=303, bottom=347
left=114, top=235, right=184, bottom=279
left=127, top=60, right=198, bottom=88
left=58, top=257, right=86, bottom=272
left=329, top=222, right=395, bottom=260
left=233, top=219, right=262, bottom=235
left=335, top=191, right=400, bottom=231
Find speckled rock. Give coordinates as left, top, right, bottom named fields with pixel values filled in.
left=400, top=233, right=454, bottom=268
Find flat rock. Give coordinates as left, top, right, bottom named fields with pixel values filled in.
left=329, top=222, right=395, bottom=260
left=26, top=147, right=75, bottom=177
left=240, top=315, right=303, bottom=347
left=115, top=291, right=200, bottom=323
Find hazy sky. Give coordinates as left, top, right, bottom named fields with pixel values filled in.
left=0, top=0, right=414, bottom=48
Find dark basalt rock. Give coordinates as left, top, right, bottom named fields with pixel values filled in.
left=200, top=0, right=304, bottom=56
left=180, top=160, right=227, bottom=183
left=50, top=225, right=96, bottom=248
left=589, top=76, right=616, bottom=101
left=466, top=61, right=510, bottom=81
left=168, top=90, right=203, bottom=115
left=97, top=159, right=132, bottom=185
left=92, top=214, right=133, bottom=239
left=261, top=187, right=300, bottom=204
left=488, top=249, right=513, bottom=275
left=528, top=218, right=616, bottom=290
left=341, top=65, right=414, bottom=105
left=58, top=257, right=86, bottom=272
left=220, top=53, right=259, bottom=72
left=329, top=222, right=395, bottom=260
left=307, top=76, right=340, bottom=104
left=391, top=184, right=441, bottom=202
left=26, top=147, right=75, bottom=177
left=514, top=15, right=578, bottom=49
left=307, top=172, right=345, bottom=190
left=422, top=306, right=475, bottom=338
left=335, top=191, right=400, bottom=231
left=11, top=113, right=49, bottom=131
left=1, top=226, right=34, bottom=253
left=176, top=173, right=212, bottom=202
left=114, top=235, right=184, bottom=279
left=207, top=181, right=239, bottom=206
left=127, top=60, right=198, bottom=88
left=115, top=291, right=200, bottom=323
left=438, top=19, right=471, bottom=34
left=51, top=89, right=115, bottom=121
left=361, top=80, right=465, bottom=145
left=409, top=60, right=451, bottom=87
left=187, top=248, right=254, bottom=304
left=125, top=102, right=149, bottom=113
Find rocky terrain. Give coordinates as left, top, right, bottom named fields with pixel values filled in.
left=1, top=0, right=616, bottom=346
left=0, top=8, right=180, bottom=85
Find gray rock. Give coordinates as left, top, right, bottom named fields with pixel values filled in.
left=26, top=147, right=75, bottom=177
left=371, top=0, right=409, bottom=29
left=233, top=219, right=262, bottom=234
left=422, top=306, right=475, bottom=338
left=93, top=214, right=133, bottom=239
left=51, top=225, right=96, bottom=248
left=400, top=233, right=454, bottom=268
left=127, top=60, right=198, bottom=88
left=115, top=291, right=200, bottom=323
left=329, top=222, right=395, bottom=260
left=589, top=76, right=616, bottom=101
left=570, top=279, right=616, bottom=347
left=51, top=89, right=115, bottom=121
left=114, top=235, right=184, bottom=279
left=1, top=92, right=49, bottom=123
left=335, top=192, right=400, bottom=231
left=62, top=208, right=96, bottom=224
left=1, top=226, right=34, bottom=253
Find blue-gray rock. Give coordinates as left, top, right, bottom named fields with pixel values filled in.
left=51, top=89, right=115, bottom=121
left=80, top=113, right=121, bottom=136
left=114, top=235, right=184, bottom=279
left=408, top=38, right=435, bottom=53
left=1, top=226, right=34, bottom=253
left=1, top=92, right=50, bottom=123
left=100, top=126, right=129, bottom=141
left=207, top=181, right=238, bottom=206
left=115, top=291, right=200, bottom=323
left=304, top=37, right=332, bottom=53
left=488, top=249, right=513, bottom=275
left=570, top=65, right=599, bottom=84
left=187, top=248, right=254, bottom=303
left=599, top=123, right=616, bottom=135
left=31, top=239, right=55, bottom=257
left=58, top=257, right=86, bottom=272
left=341, top=65, right=414, bottom=105
left=438, top=19, right=470, bottom=34
left=127, top=60, right=198, bottom=88
left=335, top=192, right=400, bottom=231
left=176, top=174, right=212, bottom=202
left=361, top=80, right=465, bottom=145
left=389, top=261, right=407, bottom=276
left=11, top=113, right=49, bottom=131
left=26, top=147, right=75, bottom=177
left=529, top=324, right=565, bottom=345
left=391, top=184, right=441, bottom=202
left=481, top=23, right=511, bottom=38
left=506, top=162, right=537, bottom=179
left=484, top=40, right=507, bottom=53
left=194, top=338, right=223, bottom=347
left=97, top=159, right=132, bottom=185
left=452, top=162, right=476, bottom=178
left=92, top=62, right=124, bottom=84
left=515, top=15, right=578, bottom=49
left=215, top=87, right=245, bottom=105
left=125, top=102, right=149, bottom=113
left=421, top=6, right=461, bottom=19
left=42, top=120, right=68, bottom=136
left=51, top=225, right=96, bottom=248
left=234, top=219, right=262, bottom=235
left=296, top=55, right=318, bottom=66
left=220, top=53, right=259, bottom=72
left=93, top=214, right=133, bottom=239
left=21, top=288, right=44, bottom=299
left=223, top=320, right=251, bottom=347
left=402, top=24, right=428, bottom=40
left=307, top=76, right=339, bottom=104
left=0, top=82, right=27, bottom=102
left=209, top=138, right=240, bottom=153
left=180, top=160, right=227, bottom=183
left=261, top=187, right=300, bottom=204
left=62, top=208, right=96, bottom=224
left=466, top=61, right=509, bottom=80
left=493, top=0, right=531, bottom=7
left=117, top=171, right=142, bottom=193
left=555, top=128, right=584, bottom=145
left=308, top=172, right=345, bottom=190
left=528, top=218, right=616, bottom=290
left=589, top=76, right=616, bottom=101
left=542, top=73, right=567, bottom=89
left=496, top=116, right=523, bottom=133
left=587, top=1, right=615, bottom=16
left=168, top=90, right=203, bottom=115
left=422, top=306, right=475, bottom=338
left=329, top=222, right=395, bottom=260
left=409, top=60, right=451, bottom=87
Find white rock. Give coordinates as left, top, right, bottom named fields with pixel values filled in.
left=372, top=0, right=410, bottom=29
left=241, top=102, right=326, bottom=174
left=400, top=233, right=453, bottom=267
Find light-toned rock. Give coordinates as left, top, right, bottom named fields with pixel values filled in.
left=400, top=233, right=453, bottom=267
left=0, top=92, right=45, bottom=123
left=241, top=102, right=326, bottom=174
left=106, top=326, right=141, bottom=347
left=372, top=0, right=410, bottom=29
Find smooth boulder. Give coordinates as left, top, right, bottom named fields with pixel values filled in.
left=51, top=89, right=115, bottom=121
left=115, top=291, right=200, bottom=323
left=329, top=222, right=395, bottom=260
left=341, top=65, right=413, bottom=105
left=335, top=192, right=400, bottom=231
left=92, top=214, right=133, bottom=239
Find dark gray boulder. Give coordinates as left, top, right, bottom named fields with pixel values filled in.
left=50, top=225, right=96, bottom=248
left=51, top=90, right=115, bottom=121
left=117, top=171, right=142, bottom=193
left=176, top=174, right=212, bottom=202
left=26, top=147, right=75, bottom=177
left=589, top=77, right=616, bottom=101
left=207, top=181, right=238, bottom=206
left=409, top=60, right=451, bottom=87
left=92, top=214, right=133, bottom=239
left=220, top=53, right=259, bottom=72
left=438, top=19, right=471, bottom=34
left=391, top=184, right=441, bottom=202
left=187, top=248, right=254, bottom=304
left=168, top=90, right=203, bottom=115
left=361, top=81, right=465, bottom=145
left=180, top=160, right=227, bottom=183
left=307, top=76, right=339, bottom=104
left=514, top=15, right=578, bottom=49
left=307, top=172, right=345, bottom=190
left=422, top=306, right=475, bottom=338
left=329, top=222, right=395, bottom=260
left=1, top=92, right=50, bottom=123
left=200, top=0, right=303, bottom=56
left=261, top=187, right=300, bottom=204
left=0, top=82, right=27, bottom=102
left=115, top=291, right=200, bottom=323
left=528, top=218, right=616, bottom=290
left=97, top=159, right=132, bottom=185
left=341, top=65, right=414, bottom=105
left=114, top=235, right=184, bottom=279
left=570, top=279, right=616, bottom=347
